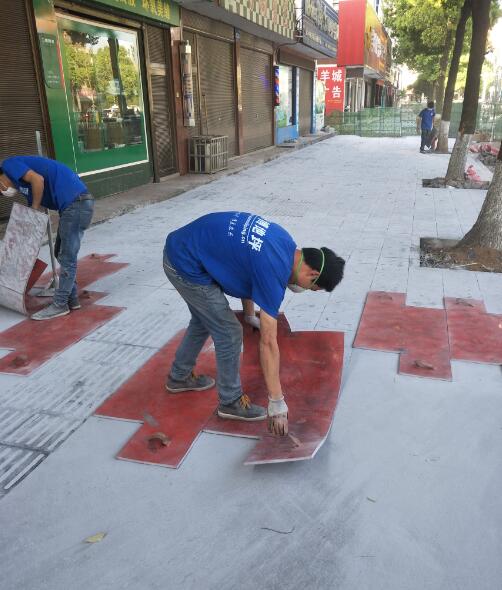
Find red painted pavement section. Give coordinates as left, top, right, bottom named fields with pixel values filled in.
left=96, top=313, right=344, bottom=467
left=446, top=297, right=502, bottom=365
left=353, top=291, right=452, bottom=380
left=0, top=254, right=127, bottom=375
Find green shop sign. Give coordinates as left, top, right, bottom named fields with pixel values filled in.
left=93, top=0, right=180, bottom=26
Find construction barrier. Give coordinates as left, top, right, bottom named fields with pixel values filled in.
left=325, top=102, right=502, bottom=141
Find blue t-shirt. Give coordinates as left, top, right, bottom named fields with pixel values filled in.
left=1, top=156, right=87, bottom=212
left=165, top=212, right=297, bottom=318
left=419, top=108, right=435, bottom=130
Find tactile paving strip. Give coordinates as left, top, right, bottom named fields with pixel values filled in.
left=0, top=445, right=45, bottom=496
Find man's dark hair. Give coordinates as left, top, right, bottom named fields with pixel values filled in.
left=302, top=247, right=345, bottom=292
left=427, top=101, right=435, bottom=108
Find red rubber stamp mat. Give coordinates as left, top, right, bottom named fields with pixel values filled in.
left=95, top=313, right=344, bottom=467
left=0, top=254, right=127, bottom=375
left=354, top=291, right=502, bottom=380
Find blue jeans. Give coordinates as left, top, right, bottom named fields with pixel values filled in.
left=54, top=197, right=94, bottom=306
left=163, top=254, right=243, bottom=405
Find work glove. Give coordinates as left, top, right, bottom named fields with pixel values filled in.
left=245, top=315, right=261, bottom=330
left=268, top=396, right=288, bottom=436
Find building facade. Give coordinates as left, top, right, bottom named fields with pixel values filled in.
left=0, top=0, right=339, bottom=221
left=331, top=0, right=394, bottom=111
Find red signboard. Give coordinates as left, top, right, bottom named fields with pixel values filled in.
left=317, top=65, right=345, bottom=114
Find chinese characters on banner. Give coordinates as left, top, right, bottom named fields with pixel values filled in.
left=317, top=66, right=345, bottom=114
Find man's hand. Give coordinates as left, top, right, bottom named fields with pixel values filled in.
left=268, top=396, right=288, bottom=436
left=22, top=169, right=44, bottom=210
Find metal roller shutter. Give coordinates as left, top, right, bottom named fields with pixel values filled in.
left=241, top=48, right=273, bottom=153
left=197, top=35, right=237, bottom=157
left=0, top=1, right=48, bottom=221
left=145, top=25, right=176, bottom=177
left=299, top=68, right=313, bottom=136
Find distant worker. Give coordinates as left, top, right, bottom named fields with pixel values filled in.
left=417, top=101, right=436, bottom=153
left=0, top=156, right=94, bottom=320
left=163, top=212, right=345, bottom=436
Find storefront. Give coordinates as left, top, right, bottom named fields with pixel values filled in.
left=32, top=0, right=180, bottom=196
left=0, top=0, right=51, bottom=220
left=239, top=31, right=274, bottom=153
left=336, top=0, right=393, bottom=111
left=182, top=11, right=237, bottom=157
left=276, top=0, right=338, bottom=144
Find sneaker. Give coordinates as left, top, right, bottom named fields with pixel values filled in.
left=31, top=303, right=70, bottom=321
left=165, top=371, right=215, bottom=393
left=69, top=297, right=81, bottom=310
left=217, top=394, right=267, bottom=421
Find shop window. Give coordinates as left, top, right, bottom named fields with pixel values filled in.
left=57, top=15, right=148, bottom=174
left=277, top=65, right=294, bottom=128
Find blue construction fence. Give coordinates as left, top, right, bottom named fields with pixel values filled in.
left=324, top=102, right=502, bottom=140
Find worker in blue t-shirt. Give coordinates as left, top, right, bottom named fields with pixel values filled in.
left=417, top=101, right=436, bottom=153
left=163, top=212, right=346, bottom=435
left=0, top=156, right=94, bottom=320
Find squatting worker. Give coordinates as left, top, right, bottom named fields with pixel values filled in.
left=163, top=212, right=345, bottom=436
left=0, top=156, right=94, bottom=320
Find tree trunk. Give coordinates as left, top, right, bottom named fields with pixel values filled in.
left=458, top=143, right=502, bottom=249
left=435, top=26, right=454, bottom=114
left=437, top=0, right=472, bottom=153
left=445, top=0, right=490, bottom=184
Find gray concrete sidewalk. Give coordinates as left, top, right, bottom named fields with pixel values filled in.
left=0, top=135, right=501, bottom=590
left=0, top=131, right=335, bottom=239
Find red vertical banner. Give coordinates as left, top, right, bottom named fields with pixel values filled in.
left=317, top=66, right=345, bottom=114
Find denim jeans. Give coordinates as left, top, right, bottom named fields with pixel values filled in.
left=53, top=197, right=94, bottom=307
left=420, top=129, right=431, bottom=150
left=163, top=254, right=243, bottom=405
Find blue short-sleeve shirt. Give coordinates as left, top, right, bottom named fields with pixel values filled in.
left=165, top=212, right=297, bottom=318
left=419, top=108, right=436, bottom=130
left=2, top=156, right=87, bottom=212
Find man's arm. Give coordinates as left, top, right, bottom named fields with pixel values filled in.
left=22, top=169, right=45, bottom=210
left=260, top=310, right=288, bottom=435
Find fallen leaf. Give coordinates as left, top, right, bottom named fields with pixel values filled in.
left=84, top=532, right=106, bottom=544
left=366, top=497, right=377, bottom=503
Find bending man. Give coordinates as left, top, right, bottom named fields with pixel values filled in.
left=163, top=212, right=345, bottom=436
left=0, top=156, right=94, bottom=320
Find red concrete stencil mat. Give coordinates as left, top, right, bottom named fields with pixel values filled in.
left=95, top=313, right=344, bottom=468
left=0, top=254, right=127, bottom=375
left=354, top=292, right=502, bottom=379
left=446, top=297, right=502, bottom=365
left=96, top=333, right=218, bottom=468
left=353, top=291, right=451, bottom=380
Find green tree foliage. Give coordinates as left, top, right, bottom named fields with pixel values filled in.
left=384, top=0, right=468, bottom=93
